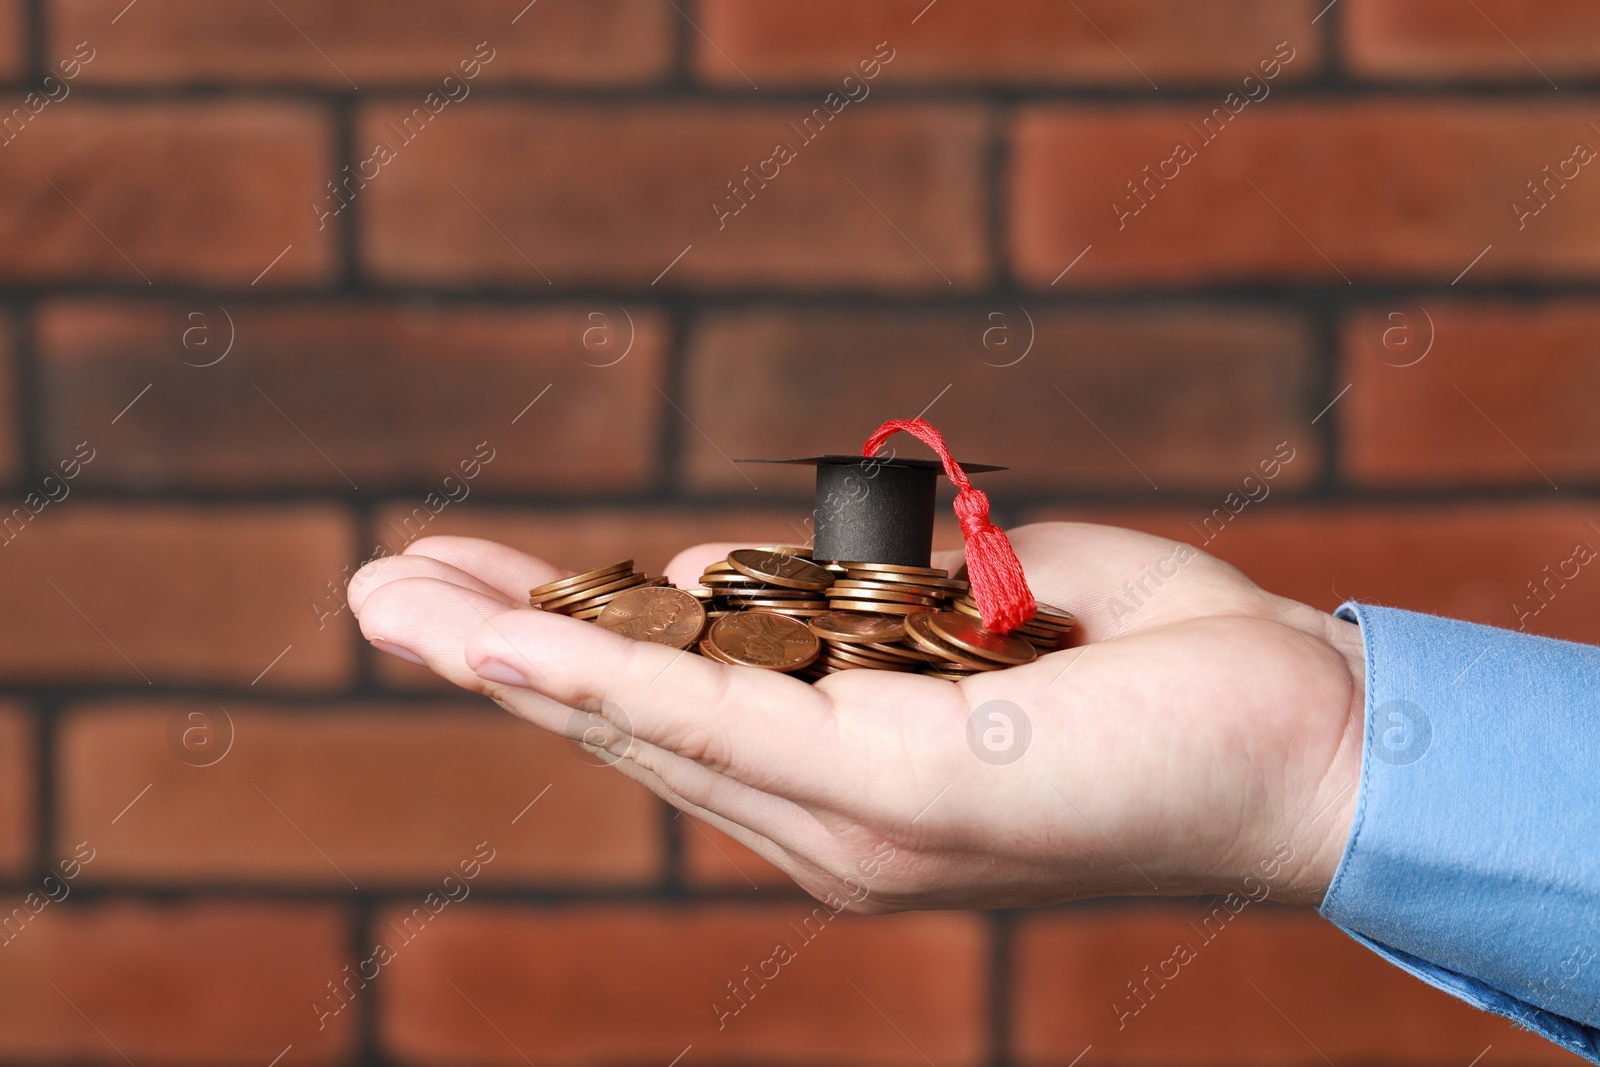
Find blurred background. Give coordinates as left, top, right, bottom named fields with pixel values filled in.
left=0, top=1, right=1594, bottom=1065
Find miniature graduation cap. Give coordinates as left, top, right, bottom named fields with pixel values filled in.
left=739, top=418, right=1038, bottom=634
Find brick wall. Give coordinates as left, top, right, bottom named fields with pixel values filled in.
left=1, top=2, right=1594, bottom=1065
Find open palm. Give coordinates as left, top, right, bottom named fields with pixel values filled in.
left=350, top=521, right=1365, bottom=912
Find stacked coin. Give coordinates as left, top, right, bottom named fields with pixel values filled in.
left=826, top=562, right=968, bottom=616
left=952, top=592, right=1076, bottom=653
left=901, top=610, right=1038, bottom=681
left=528, top=560, right=665, bottom=620
left=797, top=610, right=927, bottom=680
left=697, top=548, right=833, bottom=620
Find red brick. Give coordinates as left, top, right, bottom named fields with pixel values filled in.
left=0, top=703, right=34, bottom=876
left=59, top=702, right=660, bottom=886
left=0, top=1, right=20, bottom=80
left=53, top=0, right=670, bottom=86
left=0, top=310, right=17, bottom=487
left=0, top=103, right=332, bottom=285
left=383, top=905, right=987, bottom=1066
left=0, top=506, right=352, bottom=688
left=683, top=307, right=1319, bottom=494
left=1015, top=905, right=1580, bottom=1065
left=1343, top=302, right=1600, bottom=486
left=1020, top=504, right=1600, bottom=645
left=1347, top=0, right=1600, bottom=81
left=697, top=1, right=1319, bottom=87
left=681, top=815, right=792, bottom=889
left=0, top=902, right=352, bottom=1065
left=39, top=300, right=667, bottom=492
left=1013, top=104, right=1600, bottom=286
left=360, top=103, right=989, bottom=290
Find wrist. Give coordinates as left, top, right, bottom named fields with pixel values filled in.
left=1281, top=612, right=1367, bottom=906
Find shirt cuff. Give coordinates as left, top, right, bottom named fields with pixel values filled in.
left=1322, top=601, right=1600, bottom=1064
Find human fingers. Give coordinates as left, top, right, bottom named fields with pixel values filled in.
left=401, top=535, right=570, bottom=603
left=348, top=552, right=513, bottom=615
left=463, top=605, right=866, bottom=802
left=357, top=576, right=563, bottom=697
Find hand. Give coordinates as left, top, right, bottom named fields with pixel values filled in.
left=349, top=523, right=1365, bottom=912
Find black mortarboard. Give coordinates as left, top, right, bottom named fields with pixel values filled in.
left=736, top=454, right=1005, bottom=568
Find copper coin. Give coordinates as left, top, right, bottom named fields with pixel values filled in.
left=596, top=586, right=706, bottom=649
left=807, top=611, right=907, bottom=644
left=728, top=598, right=830, bottom=610
left=926, top=611, right=1037, bottom=666
left=528, top=561, right=633, bottom=603
left=741, top=606, right=829, bottom=619
left=833, top=560, right=948, bottom=577
left=532, top=571, right=638, bottom=609
left=862, top=641, right=929, bottom=662
left=826, top=599, right=935, bottom=616
left=537, top=572, right=648, bottom=613
left=1033, top=603, right=1077, bottom=628
left=824, top=644, right=917, bottom=670
left=700, top=573, right=772, bottom=588
left=843, top=569, right=966, bottom=592
left=705, top=612, right=820, bottom=671
left=721, top=587, right=827, bottom=599
left=828, top=578, right=948, bottom=596
left=726, top=549, right=835, bottom=592
left=825, top=587, right=939, bottom=606
left=902, top=611, right=959, bottom=657
left=698, top=637, right=737, bottom=664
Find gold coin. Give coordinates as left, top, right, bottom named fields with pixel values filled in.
left=596, top=586, right=707, bottom=649
left=528, top=561, right=633, bottom=603
left=705, top=612, right=821, bottom=671
left=726, top=549, right=835, bottom=591
left=926, top=611, right=1037, bottom=666
left=807, top=611, right=907, bottom=644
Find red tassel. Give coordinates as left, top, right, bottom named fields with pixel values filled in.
left=861, top=418, right=1036, bottom=634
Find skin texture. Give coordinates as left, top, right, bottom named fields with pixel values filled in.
left=350, top=522, right=1366, bottom=913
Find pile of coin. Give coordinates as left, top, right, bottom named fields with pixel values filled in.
left=526, top=560, right=665, bottom=620
left=698, top=549, right=834, bottom=620
left=826, top=561, right=967, bottom=616
left=526, top=547, right=1075, bottom=684
left=952, top=592, right=1076, bottom=655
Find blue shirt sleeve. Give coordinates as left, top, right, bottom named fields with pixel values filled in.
left=1323, top=602, right=1600, bottom=1063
